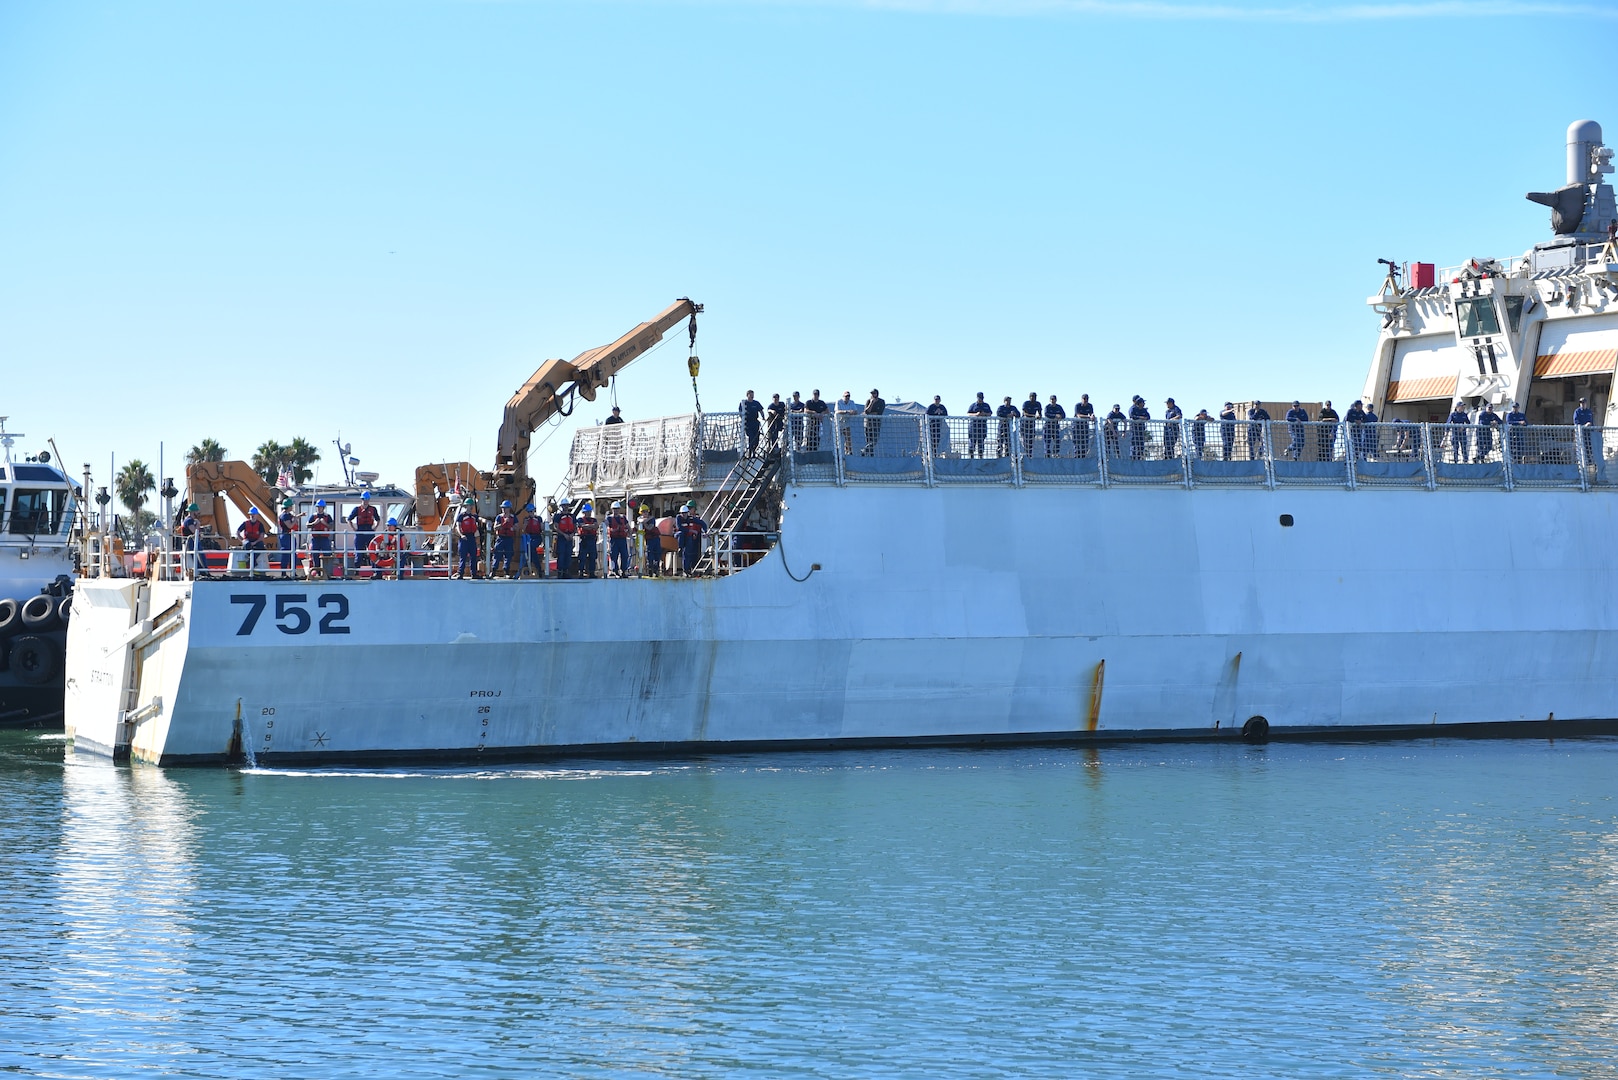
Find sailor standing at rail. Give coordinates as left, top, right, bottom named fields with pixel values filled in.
left=551, top=499, right=577, bottom=579
left=1574, top=396, right=1597, bottom=466
left=179, top=501, right=202, bottom=577
left=236, top=506, right=268, bottom=574
left=491, top=500, right=517, bottom=577
left=606, top=501, right=632, bottom=578
left=369, top=518, right=403, bottom=579
left=927, top=396, right=949, bottom=456
left=862, top=389, right=886, bottom=455
left=1162, top=398, right=1183, bottom=459
left=1191, top=409, right=1211, bottom=460
left=1246, top=401, right=1269, bottom=460
left=1043, top=395, right=1066, bottom=457
left=1506, top=401, right=1528, bottom=460
left=1285, top=401, right=1308, bottom=461
left=765, top=394, right=787, bottom=451
left=278, top=498, right=298, bottom=575
left=1103, top=403, right=1125, bottom=459
left=676, top=500, right=708, bottom=577
left=1447, top=402, right=1472, bottom=463
left=453, top=501, right=480, bottom=579
left=639, top=504, right=661, bottom=577
left=1317, top=400, right=1339, bottom=460
left=1128, top=396, right=1150, bottom=460
left=1475, top=402, right=1501, bottom=462
left=740, top=390, right=764, bottom=456
left=788, top=392, right=805, bottom=449
left=835, top=391, right=858, bottom=455
left=805, top=390, right=828, bottom=451
left=1074, top=394, right=1094, bottom=458
left=996, top=397, right=1019, bottom=457
left=520, top=503, right=545, bottom=578
left=576, top=502, right=600, bottom=578
left=966, top=393, right=991, bottom=458
left=1360, top=401, right=1378, bottom=459
left=348, top=491, right=381, bottom=571
left=1021, top=393, right=1041, bottom=457
left=307, top=499, right=334, bottom=579
left=1219, top=403, right=1237, bottom=460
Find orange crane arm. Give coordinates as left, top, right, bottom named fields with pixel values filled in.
left=494, top=298, right=702, bottom=485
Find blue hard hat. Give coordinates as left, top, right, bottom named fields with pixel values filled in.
left=249, top=506, right=259, bottom=515
left=315, top=499, right=326, bottom=507
left=525, top=503, right=536, bottom=512
left=502, top=500, right=512, bottom=508
left=386, top=517, right=398, bottom=527
left=361, top=491, right=371, bottom=500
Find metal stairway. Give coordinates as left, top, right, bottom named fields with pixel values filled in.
left=692, top=448, right=782, bottom=574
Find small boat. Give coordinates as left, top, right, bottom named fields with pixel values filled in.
left=0, top=420, right=78, bottom=728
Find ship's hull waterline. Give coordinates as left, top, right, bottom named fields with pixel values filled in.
left=64, top=485, right=1618, bottom=765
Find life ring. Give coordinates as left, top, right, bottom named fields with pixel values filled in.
left=0, top=599, right=20, bottom=637
left=9, top=635, right=59, bottom=685
left=21, top=595, right=59, bottom=632
left=1241, top=715, right=1270, bottom=742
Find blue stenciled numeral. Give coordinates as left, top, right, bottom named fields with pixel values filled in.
left=230, top=594, right=268, bottom=635
left=229, top=593, right=351, bottom=636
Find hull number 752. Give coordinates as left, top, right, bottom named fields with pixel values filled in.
left=230, top=593, right=352, bottom=636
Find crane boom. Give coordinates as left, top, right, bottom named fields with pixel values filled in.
left=493, top=298, right=702, bottom=501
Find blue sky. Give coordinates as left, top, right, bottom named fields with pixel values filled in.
left=1, top=0, right=1611, bottom=501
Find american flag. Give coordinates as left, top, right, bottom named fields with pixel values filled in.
left=276, top=466, right=294, bottom=491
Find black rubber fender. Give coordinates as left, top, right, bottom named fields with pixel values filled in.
left=0, top=598, right=19, bottom=637
left=56, top=596, right=72, bottom=626
left=1241, top=715, right=1270, bottom=742
left=9, top=635, right=59, bottom=686
left=20, top=595, right=59, bottom=632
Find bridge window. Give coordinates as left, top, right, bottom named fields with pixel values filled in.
left=1457, top=297, right=1501, bottom=338
left=1503, top=295, right=1525, bottom=333
left=8, top=488, right=66, bottom=535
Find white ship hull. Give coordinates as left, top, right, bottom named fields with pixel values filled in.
left=64, top=484, right=1618, bottom=765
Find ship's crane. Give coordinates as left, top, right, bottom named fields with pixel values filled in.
left=487, top=298, right=703, bottom=508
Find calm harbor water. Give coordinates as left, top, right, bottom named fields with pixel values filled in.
left=3, top=733, right=1617, bottom=1079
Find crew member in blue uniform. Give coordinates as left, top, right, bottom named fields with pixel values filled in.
left=676, top=500, right=708, bottom=576
left=1162, top=398, right=1183, bottom=459
left=177, top=501, right=203, bottom=576
left=1073, top=394, right=1095, bottom=459
left=1103, top=404, right=1125, bottom=459
left=926, top=396, right=949, bottom=456
left=1219, top=402, right=1237, bottom=460
left=1317, top=400, right=1339, bottom=460
left=307, top=499, right=334, bottom=578
left=1359, top=401, right=1379, bottom=459
left=995, top=397, right=1019, bottom=457
left=1446, top=402, right=1471, bottom=463
left=966, top=393, right=991, bottom=458
left=576, top=501, right=600, bottom=578
left=739, top=390, right=764, bottom=455
left=788, top=392, right=806, bottom=449
left=1042, top=395, right=1066, bottom=457
left=604, top=406, right=625, bottom=426
left=1127, top=396, right=1150, bottom=460
left=491, top=500, right=517, bottom=577
left=765, top=393, right=787, bottom=450
left=804, top=390, right=829, bottom=451
left=606, top=501, right=632, bottom=578
left=348, top=491, right=381, bottom=569
left=1574, top=396, right=1597, bottom=466
left=1344, top=399, right=1366, bottom=461
left=1019, top=393, right=1041, bottom=457
left=277, top=498, right=298, bottom=574
left=551, top=499, right=577, bottom=579
left=1505, top=401, right=1528, bottom=461
left=454, top=501, right=480, bottom=579
left=521, top=503, right=545, bottom=578
left=1246, top=401, right=1270, bottom=460
left=1475, top=402, right=1502, bottom=461
left=1284, top=400, right=1309, bottom=460
left=862, top=389, right=886, bottom=455
left=1191, top=409, right=1211, bottom=459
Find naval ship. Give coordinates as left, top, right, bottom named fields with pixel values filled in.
left=64, top=120, right=1618, bottom=766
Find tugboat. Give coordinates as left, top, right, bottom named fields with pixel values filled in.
left=0, top=420, right=78, bottom=728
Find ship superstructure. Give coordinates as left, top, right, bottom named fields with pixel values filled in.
left=61, top=120, right=1618, bottom=766
left=1, top=420, right=79, bottom=725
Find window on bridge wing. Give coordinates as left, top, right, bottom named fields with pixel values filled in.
left=8, top=488, right=66, bottom=535
left=1457, top=297, right=1502, bottom=338
left=1502, top=295, right=1525, bottom=334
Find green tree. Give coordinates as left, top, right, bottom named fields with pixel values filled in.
left=115, top=459, right=155, bottom=520
left=251, top=440, right=288, bottom=487
left=286, top=437, right=321, bottom=485
left=186, top=438, right=228, bottom=464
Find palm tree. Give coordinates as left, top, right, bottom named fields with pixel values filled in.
left=251, top=440, right=288, bottom=487
left=286, top=437, right=321, bottom=485
left=187, top=438, right=228, bottom=464
left=116, top=460, right=155, bottom=520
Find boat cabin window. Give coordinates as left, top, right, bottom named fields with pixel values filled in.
left=1502, top=295, right=1525, bottom=334
left=7, top=488, right=67, bottom=535
left=1456, top=297, right=1501, bottom=338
